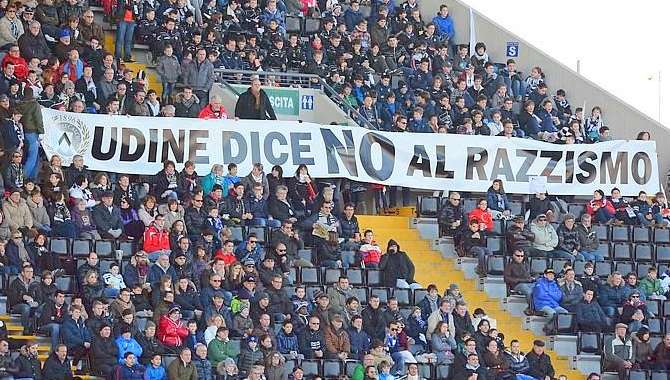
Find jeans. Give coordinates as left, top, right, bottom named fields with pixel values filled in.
left=162, top=82, right=175, bottom=102
left=603, top=306, right=618, bottom=318
left=115, top=20, right=136, bottom=59
left=24, top=132, right=39, bottom=179
left=653, top=213, right=669, bottom=226
left=514, top=282, right=534, bottom=303
left=42, top=322, right=61, bottom=350
left=594, top=208, right=615, bottom=224
left=470, top=246, right=491, bottom=273
left=248, top=218, right=281, bottom=228
left=390, top=351, right=417, bottom=375
left=12, top=303, right=31, bottom=332
left=637, top=212, right=653, bottom=226
left=580, top=250, right=605, bottom=262
left=539, top=305, right=569, bottom=319
left=552, top=249, right=579, bottom=260
left=321, top=259, right=341, bottom=269
left=341, top=251, right=356, bottom=269
left=502, top=76, right=523, bottom=99
left=396, top=279, right=422, bottom=290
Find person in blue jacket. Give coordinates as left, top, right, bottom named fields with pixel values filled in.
left=532, top=268, right=567, bottom=318
left=486, top=179, right=511, bottom=220
left=144, top=354, right=167, bottom=380
left=60, top=305, right=92, bottom=370
left=115, top=324, right=143, bottom=364
left=598, top=272, right=627, bottom=318
left=432, top=5, right=455, bottom=42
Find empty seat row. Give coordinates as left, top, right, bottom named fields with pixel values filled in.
left=49, top=238, right=136, bottom=258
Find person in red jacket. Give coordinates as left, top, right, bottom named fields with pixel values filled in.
left=214, top=240, right=237, bottom=265
left=198, top=95, right=229, bottom=119
left=1, top=45, right=28, bottom=80
left=157, top=306, right=189, bottom=349
left=585, top=189, right=615, bottom=224
left=468, top=198, right=494, bottom=232
left=143, top=214, right=170, bottom=261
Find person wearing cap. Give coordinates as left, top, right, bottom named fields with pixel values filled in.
left=157, top=306, right=189, bottom=350
left=529, top=213, right=562, bottom=258
left=92, top=190, right=123, bottom=238
left=525, top=339, right=555, bottom=380
left=603, top=324, right=635, bottom=377
left=324, top=314, right=350, bottom=360
left=531, top=268, right=567, bottom=328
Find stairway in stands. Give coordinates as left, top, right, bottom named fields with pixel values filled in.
left=357, top=213, right=584, bottom=380
left=94, top=7, right=162, bottom=96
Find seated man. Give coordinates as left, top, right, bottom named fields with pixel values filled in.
left=460, top=218, right=490, bottom=276
left=384, top=320, right=416, bottom=375
left=532, top=269, right=567, bottom=332
left=503, top=248, right=534, bottom=305
left=603, top=323, right=635, bottom=380
left=575, top=289, right=609, bottom=332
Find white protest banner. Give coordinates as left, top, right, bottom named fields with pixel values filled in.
left=41, top=109, right=660, bottom=195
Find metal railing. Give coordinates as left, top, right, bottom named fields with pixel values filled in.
left=213, top=68, right=377, bottom=130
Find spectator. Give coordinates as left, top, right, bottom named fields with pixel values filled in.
left=198, top=95, right=228, bottom=119
left=183, top=48, right=214, bottom=103
left=92, top=191, right=123, bottom=239
left=634, top=328, right=654, bottom=370
left=157, top=306, right=189, bottom=350
left=461, top=218, right=490, bottom=277
left=599, top=272, right=627, bottom=318
left=530, top=214, right=562, bottom=258
left=603, top=323, right=635, bottom=380
left=532, top=269, right=567, bottom=330
left=38, top=290, right=68, bottom=350
left=235, top=77, right=277, bottom=120
left=379, top=239, right=420, bottom=289
left=505, top=339, right=531, bottom=376
left=8, top=264, right=37, bottom=334
left=61, top=305, right=92, bottom=370
left=504, top=248, right=534, bottom=306
left=42, top=345, right=72, bottom=380
left=575, top=289, right=609, bottom=332
left=586, top=189, right=615, bottom=224
left=91, top=324, right=118, bottom=377
left=439, top=191, right=466, bottom=239
left=575, top=213, right=604, bottom=262
left=640, top=266, right=666, bottom=300
left=526, top=340, right=555, bottom=380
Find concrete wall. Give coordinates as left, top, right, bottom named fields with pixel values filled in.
left=420, top=0, right=670, bottom=185
left=211, top=83, right=352, bottom=125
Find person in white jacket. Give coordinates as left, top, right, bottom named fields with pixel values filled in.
left=529, top=214, right=561, bottom=258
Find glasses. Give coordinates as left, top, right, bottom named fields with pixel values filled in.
left=390, top=328, right=399, bottom=332
left=249, top=240, right=257, bottom=244
left=277, top=249, right=286, bottom=252
left=631, top=295, right=640, bottom=298
left=514, top=254, right=524, bottom=258
left=193, top=199, right=203, bottom=202
left=450, top=198, right=461, bottom=201
left=309, top=321, right=320, bottom=325
left=211, top=279, right=222, bottom=283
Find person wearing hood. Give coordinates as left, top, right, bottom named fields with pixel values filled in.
left=379, top=239, right=420, bottom=289
left=529, top=213, right=560, bottom=257
left=174, top=86, right=201, bottom=118
left=90, top=324, right=118, bottom=377
left=532, top=269, right=567, bottom=332
left=115, top=324, right=143, bottom=363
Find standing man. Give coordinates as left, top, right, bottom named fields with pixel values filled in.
left=234, top=77, right=277, bottom=120
left=16, top=87, right=43, bottom=180
left=184, top=48, right=214, bottom=105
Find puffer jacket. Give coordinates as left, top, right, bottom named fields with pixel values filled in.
left=2, top=197, right=33, bottom=230
left=532, top=277, right=562, bottom=309
left=193, top=357, right=213, bottom=380
left=530, top=222, right=558, bottom=252
left=438, top=203, right=466, bottom=233
left=556, top=223, right=580, bottom=252
left=599, top=283, right=627, bottom=309
left=157, top=315, right=188, bottom=347
left=143, top=224, right=170, bottom=253
left=115, top=335, right=143, bottom=364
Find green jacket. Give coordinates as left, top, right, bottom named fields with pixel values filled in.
left=639, top=277, right=663, bottom=297
left=207, top=337, right=239, bottom=368
left=167, top=359, right=197, bottom=380
left=16, top=99, right=43, bottom=134
left=351, top=364, right=364, bottom=380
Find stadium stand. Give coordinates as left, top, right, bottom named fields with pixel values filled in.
left=0, top=0, right=660, bottom=378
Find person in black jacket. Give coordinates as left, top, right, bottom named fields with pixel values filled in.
left=42, top=345, right=73, bottom=380
left=526, top=340, right=555, bottom=380
left=267, top=185, right=298, bottom=223
left=453, top=353, right=488, bottom=380
left=439, top=191, right=466, bottom=239
left=379, top=239, right=418, bottom=289
left=91, top=191, right=123, bottom=239
left=298, top=315, right=325, bottom=359
left=174, top=87, right=201, bottom=118
left=90, top=324, right=118, bottom=378
left=234, top=78, right=277, bottom=120
left=38, top=290, right=68, bottom=351
left=136, top=321, right=166, bottom=366
left=14, top=342, right=42, bottom=380
left=184, top=195, right=207, bottom=240
left=8, top=264, right=37, bottom=334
